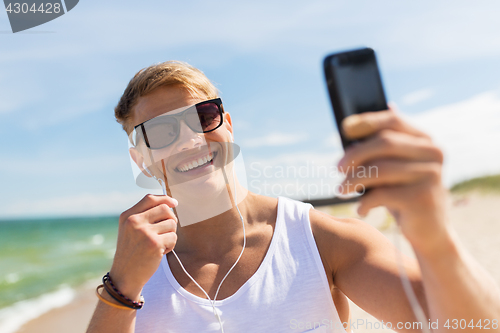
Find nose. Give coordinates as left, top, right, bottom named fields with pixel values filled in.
left=175, top=120, right=204, bottom=151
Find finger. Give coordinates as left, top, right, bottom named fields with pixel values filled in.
left=356, top=184, right=426, bottom=217
left=141, top=203, right=178, bottom=224
left=342, top=106, right=430, bottom=140
left=340, top=159, right=441, bottom=193
left=122, top=194, right=178, bottom=221
left=159, top=232, right=178, bottom=254
left=338, top=130, right=443, bottom=170
left=151, top=218, right=177, bottom=235
left=357, top=186, right=398, bottom=217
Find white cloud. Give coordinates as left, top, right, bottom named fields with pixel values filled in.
left=401, top=88, right=434, bottom=106
left=248, top=151, right=342, bottom=169
left=242, top=132, right=308, bottom=148
left=246, top=151, right=345, bottom=200
left=408, top=90, right=500, bottom=186
left=371, top=2, right=500, bottom=69
left=323, top=133, right=342, bottom=150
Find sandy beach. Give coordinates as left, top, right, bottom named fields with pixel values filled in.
left=14, top=281, right=98, bottom=333
left=15, top=193, right=500, bottom=333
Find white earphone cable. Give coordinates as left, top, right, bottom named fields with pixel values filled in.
left=392, top=220, right=431, bottom=333
left=160, top=149, right=245, bottom=333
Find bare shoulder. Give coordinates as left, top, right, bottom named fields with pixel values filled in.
left=245, top=192, right=279, bottom=225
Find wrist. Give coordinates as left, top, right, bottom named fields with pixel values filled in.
left=411, top=224, right=460, bottom=263
left=96, top=284, right=137, bottom=311
left=108, top=269, right=143, bottom=302
left=102, top=273, right=144, bottom=310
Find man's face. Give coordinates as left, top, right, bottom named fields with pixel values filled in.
left=131, top=85, right=233, bottom=192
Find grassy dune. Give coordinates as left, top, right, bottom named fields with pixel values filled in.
left=450, top=174, right=500, bottom=194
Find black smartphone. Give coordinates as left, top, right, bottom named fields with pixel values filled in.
left=323, top=47, right=388, bottom=149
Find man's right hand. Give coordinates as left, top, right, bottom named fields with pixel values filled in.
left=108, top=194, right=179, bottom=301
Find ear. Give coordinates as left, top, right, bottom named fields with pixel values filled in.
left=129, top=147, right=153, bottom=178
left=224, top=112, right=233, bottom=138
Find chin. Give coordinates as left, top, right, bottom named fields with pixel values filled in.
left=168, top=171, right=228, bottom=203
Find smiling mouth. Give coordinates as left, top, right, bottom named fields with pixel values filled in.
left=175, top=151, right=217, bottom=173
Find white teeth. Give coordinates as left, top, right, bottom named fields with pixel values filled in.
left=178, top=153, right=214, bottom=172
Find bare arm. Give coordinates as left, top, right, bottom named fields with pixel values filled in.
left=311, top=209, right=427, bottom=332
left=86, top=194, right=178, bottom=333
left=414, top=229, right=500, bottom=331
left=86, top=293, right=137, bottom=333
left=316, top=106, right=500, bottom=332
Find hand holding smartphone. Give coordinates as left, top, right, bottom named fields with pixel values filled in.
left=323, top=47, right=388, bottom=149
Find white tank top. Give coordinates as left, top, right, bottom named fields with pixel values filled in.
left=136, top=196, right=347, bottom=333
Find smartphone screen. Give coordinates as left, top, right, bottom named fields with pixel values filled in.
left=324, top=48, right=388, bottom=148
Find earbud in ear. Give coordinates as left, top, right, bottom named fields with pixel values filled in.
left=145, top=165, right=161, bottom=183
left=229, top=131, right=234, bottom=142
left=142, top=163, right=152, bottom=177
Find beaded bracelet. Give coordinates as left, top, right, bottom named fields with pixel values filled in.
left=102, top=272, right=144, bottom=310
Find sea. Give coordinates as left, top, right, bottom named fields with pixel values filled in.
left=0, top=216, right=118, bottom=333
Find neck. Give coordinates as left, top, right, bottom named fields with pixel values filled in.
left=174, top=191, right=256, bottom=257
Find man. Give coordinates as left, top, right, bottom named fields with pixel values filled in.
left=87, top=61, right=500, bottom=332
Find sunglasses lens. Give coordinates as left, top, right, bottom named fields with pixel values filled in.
left=143, top=116, right=179, bottom=149
left=195, top=102, right=222, bottom=132
left=137, top=100, right=222, bottom=149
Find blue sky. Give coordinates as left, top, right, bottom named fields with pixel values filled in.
left=1, top=0, right=500, bottom=218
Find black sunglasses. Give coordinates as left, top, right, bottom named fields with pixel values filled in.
left=134, top=98, right=224, bottom=149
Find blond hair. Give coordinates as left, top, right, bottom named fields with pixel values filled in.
left=114, top=61, right=219, bottom=134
